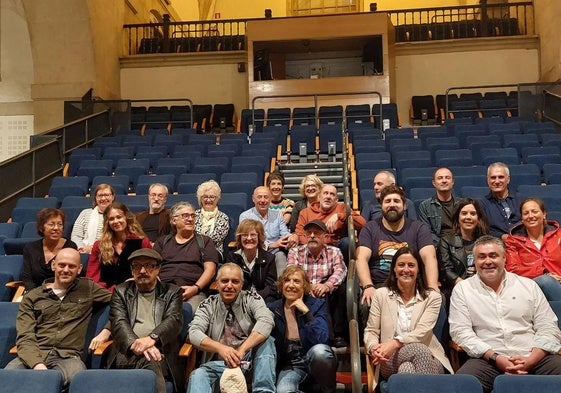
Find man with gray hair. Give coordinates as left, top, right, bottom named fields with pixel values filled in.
left=450, top=235, right=561, bottom=393
left=361, top=170, right=417, bottom=221
left=187, top=263, right=276, bottom=393
left=479, top=162, right=524, bottom=240
left=154, top=202, right=218, bottom=310
left=136, top=183, right=171, bottom=243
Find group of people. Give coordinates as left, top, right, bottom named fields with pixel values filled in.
left=357, top=161, right=561, bottom=392
left=9, top=161, right=561, bottom=393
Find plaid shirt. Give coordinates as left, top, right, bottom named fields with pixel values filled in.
left=287, top=244, right=347, bottom=291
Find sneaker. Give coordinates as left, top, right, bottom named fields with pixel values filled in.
left=332, top=336, right=349, bottom=348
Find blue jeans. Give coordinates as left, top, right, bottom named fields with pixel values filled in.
left=534, top=274, right=561, bottom=301
left=276, top=344, right=337, bottom=393
left=186, top=337, right=276, bottom=393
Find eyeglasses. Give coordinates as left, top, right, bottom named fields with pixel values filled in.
left=241, top=233, right=258, bottom=239
left=202, top=195, right=217, bottom=201
left=131, top=263, right=159, bottom=273
left=174, top=213, right=196, bottom=220
left=149, top=193, right=166, bottom=199
left=45, top=222, right=64, bottom=229
left=96, top=193, right=113, bottom=198
left=305, top=230, right=324, bottom=237
left=304, top=184, right=317, bottom=189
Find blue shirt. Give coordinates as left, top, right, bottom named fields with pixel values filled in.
left=239, top=207, right=290, bottom=251
left=479, top=190, right=524, bottom=238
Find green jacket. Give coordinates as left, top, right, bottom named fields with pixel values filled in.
left=16, top=277, right=112, bottom=368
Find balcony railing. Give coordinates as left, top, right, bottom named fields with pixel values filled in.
left=387, top=1, right=533, bottom=42
left=122, top=2, right=534, bottom=55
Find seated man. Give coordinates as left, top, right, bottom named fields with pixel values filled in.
left=187, top=263, right=276, bottom=393
left=5, top=248, right=112, bottom=390
left=135, top=183, right=172, bottom=244
left=288, top=219, right=348, bottom=347
left=154, top=202, right=218, bottom=310
left=107, top=248, right=183, bottom=393
left=267, top=265, right=337, bottom=393
left=450, top=235, right=561, bottom=393
left=296, top=184, right=365, bottom=261
left=240, top=186, right=298, bottom=276
left=361, top=170, right=417, bottom=221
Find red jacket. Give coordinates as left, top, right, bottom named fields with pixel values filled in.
left=504, top=220, right=561, bottom=278
left=295, top=201, right=365, bottom=245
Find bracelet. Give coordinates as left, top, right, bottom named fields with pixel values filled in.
left=194, top=284, right=202, bottom=294
left=361, top=284, right=375, bottom=290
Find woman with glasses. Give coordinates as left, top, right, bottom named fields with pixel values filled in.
left=155, top=201, right=219, bottom=309
left=226, top=219, right=278, bottom=302
left=71, top=183, right=116, bottom=253
left=22, top=208, right=77, bottom=290
left=86, top=202, right=151, bottom=291
left=289, top=174, right=324, bottom=232
left=194, top=180, right=229, bottom=259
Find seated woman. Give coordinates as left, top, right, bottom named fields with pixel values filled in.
left=86, top=202, right=151, bottom=291
left=226, top=219, right=278, bottom=303
left=505, top=197, right=561, bottom=300
left=267, top=171, right=294, bottom=225
left=267, top=265, right=337, bottom=393
left=194, top=180, right=229, bottom=260
left=364, top=247, right=453, bottom=390
left=71, top=183, right=115, bottom=253
left=437, top=198, right=488, bottom=301
left=22, top=208, right=77, bottom=290
left=289, top=174, right=324, bottom=233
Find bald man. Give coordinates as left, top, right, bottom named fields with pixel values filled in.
left=239, top=186, right=298, bottom=276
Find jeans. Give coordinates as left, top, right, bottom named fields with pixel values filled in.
left=186, top=337, right=276, bottom=393
left=533, top=274, right=561, bottom=301
left=277, top=344, right=337, bottom=393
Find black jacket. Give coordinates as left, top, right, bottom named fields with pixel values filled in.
left=108, top=280, right=184, bottom=392
left=437, top=233, right=472, bottom=287
left=226, top=248, right=279, bottom=303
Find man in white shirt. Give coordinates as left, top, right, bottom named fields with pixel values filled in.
left=449, top=235, right=561, bottom=393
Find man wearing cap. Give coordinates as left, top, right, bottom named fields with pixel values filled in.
left=187, top=263, right=276, bottom=393
left=287, top=219, right=348, bottom=347
left=5, top=248, right=112, bottom=391
left=107, top=248, right=184, bottom=393
left=295, top=184, right=365, bottom=262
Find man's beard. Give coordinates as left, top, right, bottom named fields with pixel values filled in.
left=383, top=208, right=404, bottom=223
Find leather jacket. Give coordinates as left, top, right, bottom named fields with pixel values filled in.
left=108, top=280, right=184, bottom=392
left=437, top=233, right=473, bottom=287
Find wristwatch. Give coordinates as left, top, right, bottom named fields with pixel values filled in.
left=488, top=352, right=499, bottom=366
left=149, top=333, right=159, bottom=343
left=361, top=284, right=375, bottom=290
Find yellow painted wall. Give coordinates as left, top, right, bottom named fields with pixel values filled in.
left=214, top=0, right=287, bottom=19
left=121, top=39, right=539, bottom=126
left=363, top=0, right=478, bottom=11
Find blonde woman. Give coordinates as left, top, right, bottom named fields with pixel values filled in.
left=86, top=202, right=151, bottom=291
left=194, top=180, right=229, bottom=258
left=289, top=174, right=324, bottom=232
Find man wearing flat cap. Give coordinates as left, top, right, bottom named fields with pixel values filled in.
left=107, top=248, right=184, bottom=393
left=287, top=219, right=348, bottom=347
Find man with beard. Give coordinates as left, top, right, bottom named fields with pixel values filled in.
left=108, top=248, right=183, bottom=393
left=360, top=170, right=417, bottom=221
left=287, top=219, right=348, bottom=347
left=136, top=183, right=172, bottom=244
left=355, top=185, right=438, bottom=326
left=295, top=184, right=365, bottom=261
left=418, top=167, right=457, bottom=246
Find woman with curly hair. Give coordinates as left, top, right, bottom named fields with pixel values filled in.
left=86, top=201, right=151, bottom=291
left=194, top=180, right=229, bottom=259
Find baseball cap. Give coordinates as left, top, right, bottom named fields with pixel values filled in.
left=128, top=248, right=163, bottom=263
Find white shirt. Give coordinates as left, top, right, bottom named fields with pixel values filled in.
left=449, top=271, right=561, bottom=358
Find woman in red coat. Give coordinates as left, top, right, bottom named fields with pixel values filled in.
left=504, top=197, right=561, bottom=300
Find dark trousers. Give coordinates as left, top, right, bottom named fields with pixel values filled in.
left=114, top=351, right=168, bottom=393
left=457, top=355, right=561, bottom=393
